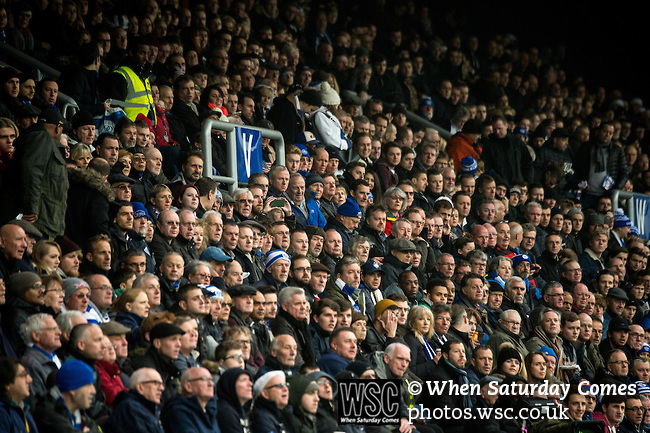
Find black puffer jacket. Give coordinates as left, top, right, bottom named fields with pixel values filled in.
left=65, top=166, right=114, bottom=247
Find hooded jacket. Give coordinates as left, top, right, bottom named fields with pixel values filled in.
left=288, top=375, right=318, bottom=433
left=216, top=368, right=252, bottom=433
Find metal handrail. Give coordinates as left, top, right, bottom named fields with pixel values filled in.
left=404, top=110, right=451, bottom=140
left=0, top=43, right=61, bottom=79
left=612, top=189, right=635, bottom=221
left=201, top=119, right=285, bottom=194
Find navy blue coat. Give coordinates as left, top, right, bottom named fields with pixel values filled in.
left=104, top=390, right=164, bottom=433
left=161, top=393, right=220, bottom=433
left=0, top=397, right=39, bottom=433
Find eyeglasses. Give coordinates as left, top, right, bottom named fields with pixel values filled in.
left=31, top=284, right=45, bottom=292
left=226, top=354, right=247, bottom=360
left=627, top=406, right=644, bottom=412
left=142, top=380, right=165, bottom=388
left=235, top=339, right=251, bottom=345
left=264, top=382, right=288, bottom=390
left=45, top=288, right=64, bottom=294
left=630, top=333, right=645, bottom=339
left=609, top=360, right=629, bottom=366
left=503, top=320, right=521, bottom=326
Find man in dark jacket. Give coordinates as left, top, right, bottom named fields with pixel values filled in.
left=33, top=360, right=101, bottom=433
left=105, top=367, right=165, bottom=433
left=422, top=339, right=471, bottom=433
left=130, top=322, right=184, bottom=404
left=2, top=272, right=43, bottom=357
left=0, top=358, right=39, bottom=433
left=572, top=122, right=629, bottom=209
left=481, top=115, right=534, bottom=186
left=59, top=42, right=107, bottom=116
left=1, top=108, right=69, bottom=238
left=161, top=366, right=219, bottom=433
left=270, top=286, right=315, bottom=367
left=381, top=238, right=417, bottom=290
left=323, top=199, right=361, bottom=253
left=149, top=210, right=182, bottom=266
left=0, top=223, right=28, bottom=281
left=358, top=205, right=389, bottom=259
left=250, top=371, right=295, bottom=433
left=60, top=323, right=110, bottom=419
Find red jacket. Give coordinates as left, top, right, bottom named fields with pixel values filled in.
left=96, top=359, right=127, bottom=408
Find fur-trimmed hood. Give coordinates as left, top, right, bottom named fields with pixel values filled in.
left=67, top=166, right=115, bottom=201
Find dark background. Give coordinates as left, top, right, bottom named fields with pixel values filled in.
left=455, top=2, right=650, bottom=103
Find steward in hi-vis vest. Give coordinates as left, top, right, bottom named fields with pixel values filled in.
left=104, top=36, right=157, bottom=126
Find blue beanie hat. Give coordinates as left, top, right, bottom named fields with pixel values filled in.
left=538, top=346, right=557, bottom=361
left=337, top=198, right=362, bottom=218
left=613, top=209, right=631, bottom=228
left=56, top=360, right=95, bottom=392
left=460, top=156, right=477, bottom=175
left=265, top=250, right=291, bottom=270
left=512, top=254, right=532, bottom=268
left=132, top=201, right=150, bottom=219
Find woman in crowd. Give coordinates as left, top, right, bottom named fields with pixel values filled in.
left=382, top=186, right=407, bottom=235
left=70, top=143, right=93, bottom=169
left=486, top=256, right=512, bottom=288
left=96, top=335, right=127, bottom=408
left=32, top=240, right=62, bottom=276
left=41, top=275, right=65, bottom=315
left=172, top=184, right=201, bottom=213
left=403, top=305, right=439, bottom=380
left=113, top=289, right=151, bottom=351
left=492, top=345, right=525, bottom=377
left=56, top=236, right=82, bottom=278
left=525, top=350, right=550, bottom=386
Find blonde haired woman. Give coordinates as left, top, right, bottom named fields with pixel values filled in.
left=403, top=305, right=439, bottom=380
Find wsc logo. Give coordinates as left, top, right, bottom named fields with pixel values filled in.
left=337, top=379, right=400, bottom=425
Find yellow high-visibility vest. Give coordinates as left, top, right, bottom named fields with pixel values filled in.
left=112, top=66, right=156, bottom=124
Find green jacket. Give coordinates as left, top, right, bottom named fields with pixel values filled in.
left=14, top=124, right=68, bottom=238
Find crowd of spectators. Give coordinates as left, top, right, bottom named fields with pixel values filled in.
left=3, top=0, right=650, bottom=432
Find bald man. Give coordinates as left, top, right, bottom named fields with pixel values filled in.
left=161, top=366, right=218, bottom=432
